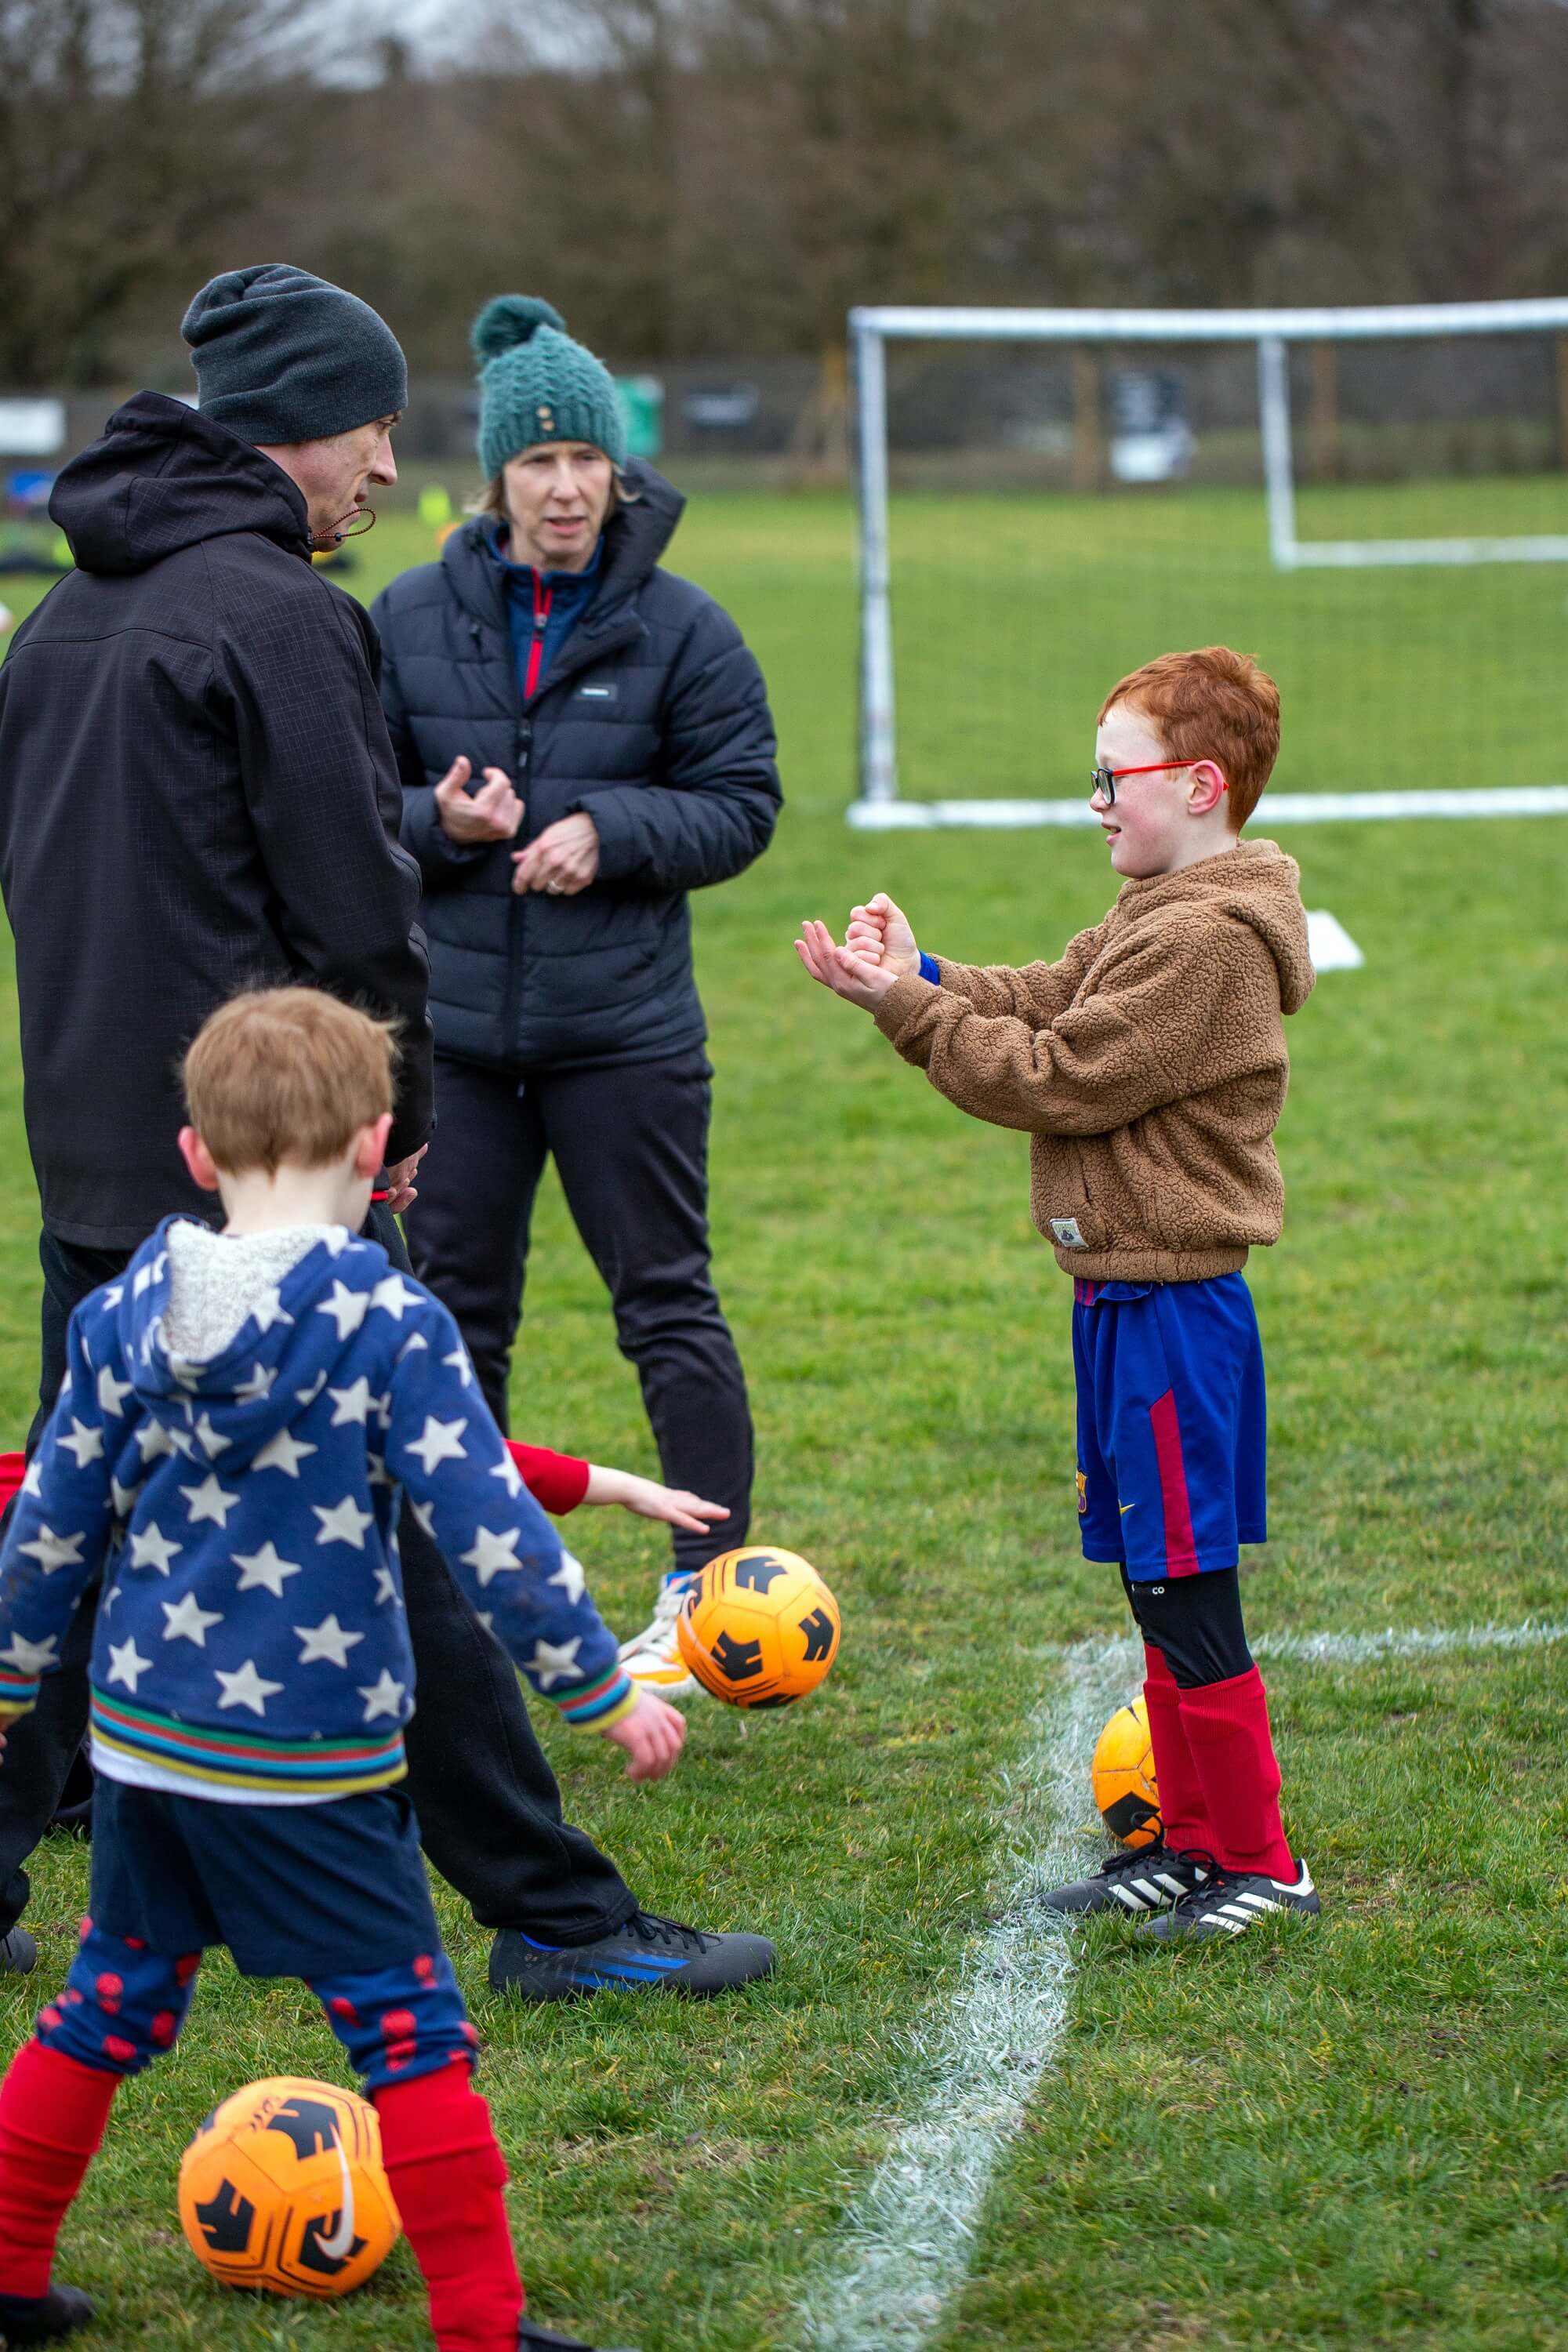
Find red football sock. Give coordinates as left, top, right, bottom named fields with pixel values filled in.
left=375, top=2067, right=523, bottom=2352
left=1141, top=1642, right=1214, bottom=1853
left=0, top=2039, right=120, bottom=2296
left=1176, top=1667, right=1295, bottom=1880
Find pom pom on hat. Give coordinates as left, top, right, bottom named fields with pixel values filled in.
left=470, top=295, right=568, bottom=365
left=471, top=292, right=627, bottom=474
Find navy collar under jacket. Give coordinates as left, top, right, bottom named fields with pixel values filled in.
left=486, top=524, right=604, bottom=700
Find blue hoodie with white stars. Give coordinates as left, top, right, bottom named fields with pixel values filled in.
left=0, top=1219, right=635, bottom=1803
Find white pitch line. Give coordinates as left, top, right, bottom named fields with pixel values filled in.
left=800, top=1613, right=1568, bottom=2352
left=799, top=1638, right=1131, bottom=2352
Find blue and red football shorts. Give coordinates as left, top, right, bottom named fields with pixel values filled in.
left=1071, top=1272, right=1266, bottom=1581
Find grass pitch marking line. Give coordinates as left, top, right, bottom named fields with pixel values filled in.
left=800, top=1613, right=1566, bottom=2352
left=848, top=784, right=1568, bottom=830
left=799, top=1636, right=1134, bottom=2352
left=1250, top=1618, right=1568, bottom=1664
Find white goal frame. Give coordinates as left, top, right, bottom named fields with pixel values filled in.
left=851, top=296, right=1568, bottom=822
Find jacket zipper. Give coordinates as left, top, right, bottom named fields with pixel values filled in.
left=523, top=572, right=553, bottom=701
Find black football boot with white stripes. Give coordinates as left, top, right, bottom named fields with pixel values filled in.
left=1042, top=1844, right=1214, bottom=1917
left=1138, top=1858, right=1319, bottom=1941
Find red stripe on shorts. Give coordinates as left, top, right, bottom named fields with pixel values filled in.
left=1149, top=1388, right=1200, bottom=1576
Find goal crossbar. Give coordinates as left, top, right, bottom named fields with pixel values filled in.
left=851, top=296, right=1568, bottom=812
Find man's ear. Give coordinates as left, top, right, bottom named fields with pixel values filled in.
left=1188, top=760, right=1229, bottom=816
left=354, top=1112, right=395, bottom=1179
left=178, top=1127, right=223, bottom=1193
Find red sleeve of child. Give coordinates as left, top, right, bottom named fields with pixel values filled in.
left=504, top=1441, right=591, bottom=1515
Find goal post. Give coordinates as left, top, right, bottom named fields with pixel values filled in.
left=850, top=296, right=1568, bottom=825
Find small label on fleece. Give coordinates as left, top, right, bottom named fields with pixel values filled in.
left=1050, top=1217, right=1088, bottom=1248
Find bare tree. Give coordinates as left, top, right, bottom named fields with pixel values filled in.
left=0, top=0, right=325, bottom=386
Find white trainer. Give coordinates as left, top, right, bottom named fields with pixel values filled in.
left=617, top=1576, right=701, bottom=1698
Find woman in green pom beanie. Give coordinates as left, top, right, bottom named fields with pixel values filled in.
left=371, top=296, right=785, bottom=1778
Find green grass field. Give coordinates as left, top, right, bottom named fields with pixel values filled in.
left=1, top=484, right=1566, bottom=2349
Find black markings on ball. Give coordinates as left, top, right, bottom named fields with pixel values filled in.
left=798, top=1607, right=835, bottom=1663
left=711, top=1631, right=764, bottom=1682
left=732, top=1552, right=788, bottom=1592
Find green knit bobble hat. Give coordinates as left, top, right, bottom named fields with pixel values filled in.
left=472, top=295, right=627, bottom=477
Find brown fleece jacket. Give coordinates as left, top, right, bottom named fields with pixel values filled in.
left=871, top=839, right=1316, bottom=1283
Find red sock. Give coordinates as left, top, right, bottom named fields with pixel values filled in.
left=1176, top=1667, right=1295, bottom=1880
left=0, top=2040, right=120, bottom=2296
left=375, top=2066, right=523, bottom=2352
left=1141, top=1642, right=1214, bottom=1853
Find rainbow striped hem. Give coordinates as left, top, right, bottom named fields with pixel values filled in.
left=89, top=1688, right=407, bottom=1799
left=0, top=1666, right=39, bottom=1721
left=554, top=1666, right=637, bottom=1730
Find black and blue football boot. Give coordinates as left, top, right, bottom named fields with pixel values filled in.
left=489, top=1911, right=774, bottom=2002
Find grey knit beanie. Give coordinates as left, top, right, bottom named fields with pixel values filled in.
left=182, top=264, right=408, bottom=445
left=472, top=296, right=626, bottom=477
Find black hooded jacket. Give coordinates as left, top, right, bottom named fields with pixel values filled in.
left=0, top=393, right=434, bottom=1249
left=370, top=470, right=780, bottom=1072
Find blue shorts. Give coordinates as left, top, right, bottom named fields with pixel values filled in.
left=1072, top=1274, right=1266, bottom=1581
left=85, top=1777, right=444, bottom=1980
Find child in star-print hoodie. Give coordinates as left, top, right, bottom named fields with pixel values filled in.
left=0, top=988, right=680, bottom=2352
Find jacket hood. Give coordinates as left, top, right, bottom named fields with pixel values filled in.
left=49, top=391, right=310, bottom=576
left=441, top=458, right=684, bottom=633
left=118, top=1218, right=395, bottom=1472
left=1120, top=837, right=1316, bottom=1014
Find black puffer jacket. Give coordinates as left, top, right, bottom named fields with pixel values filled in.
left=0, top=393, right=434, bottom=1250
left=371, top=466, right=780, bottom=1072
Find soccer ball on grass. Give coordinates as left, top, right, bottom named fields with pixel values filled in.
left=178, top=2074, right=399, bottom=2299
left=1091, top=1697, right=1162, bottom=1849
left=675, top=1546, right=840, bottom=1707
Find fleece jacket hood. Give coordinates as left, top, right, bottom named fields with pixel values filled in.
left=49, top=390, right=310, bottom=576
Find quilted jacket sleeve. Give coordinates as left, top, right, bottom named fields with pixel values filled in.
left=370, top=585, right=489, bottom=894
left=577, top=602, right=781, bottom=893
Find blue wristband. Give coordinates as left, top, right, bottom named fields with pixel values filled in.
left=917, top=951, right=941, bottom=985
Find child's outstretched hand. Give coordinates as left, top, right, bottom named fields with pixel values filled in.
left=845, top=891, right=922, bottom=979
left=584, top=1465, right=730, bottom=1537
left=603, top=1688, right=687, bottom=1782
left=795, top=918, right=900, bottom=1009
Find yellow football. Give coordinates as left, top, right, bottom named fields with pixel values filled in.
left=1091, top=1696, right=1162, bottom=1849
left=675, top=1546, right=840, bottom=1708
left=178, top=2074, right=400, bottom=2299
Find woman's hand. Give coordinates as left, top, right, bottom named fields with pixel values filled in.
left=601, top=1688, right=687, bottom=1782
left=511, top=811, right=601, bottom=896
left=379, top=1145, right=427, bottom=1215
left=434, top=756, right=524, bottom=845
left=794, top=917, right=901, bottom=1011
left=583, top=1464, right=731, bottom=1536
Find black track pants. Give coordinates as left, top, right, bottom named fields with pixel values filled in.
left=407, top=1051, right=754, bottom=1580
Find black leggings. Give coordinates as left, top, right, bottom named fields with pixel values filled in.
left=1120, top=1566, right=1254, bottom=1689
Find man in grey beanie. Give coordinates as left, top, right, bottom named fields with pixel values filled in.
left=0, top=265, right=768, bottom=2006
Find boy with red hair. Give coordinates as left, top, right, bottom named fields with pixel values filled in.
left=798, top=646, right=1319, bottom=1941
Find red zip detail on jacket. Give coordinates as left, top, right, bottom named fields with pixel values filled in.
left=524, top=572, right=554, bottom=700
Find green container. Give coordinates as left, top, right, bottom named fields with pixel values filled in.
left=615, top=376, right=664, bottom=461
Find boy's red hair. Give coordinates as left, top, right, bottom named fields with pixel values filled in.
left=1098, top=646, right=1280, bottom=829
